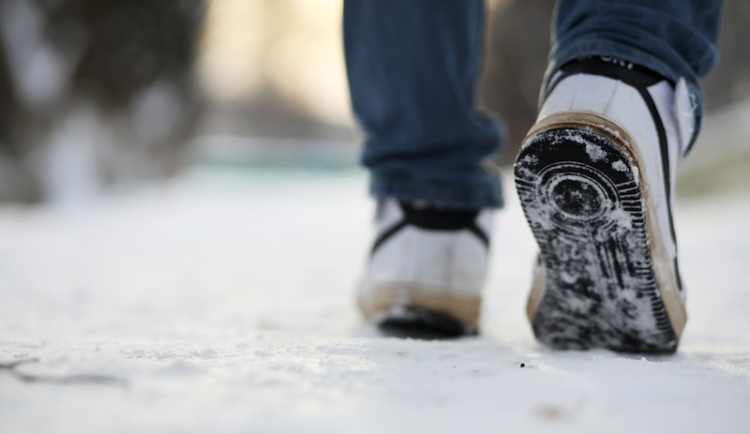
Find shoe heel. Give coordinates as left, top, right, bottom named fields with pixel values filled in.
left=515, top=123, right=680, bottom=353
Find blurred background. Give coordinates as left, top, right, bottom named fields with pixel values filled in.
left=0, top=0, right=749, bottom=204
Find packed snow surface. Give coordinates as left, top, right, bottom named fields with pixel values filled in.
left=1, top=168, right=749, bottom=433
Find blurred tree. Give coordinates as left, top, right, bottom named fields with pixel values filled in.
left=1, top=0, right=748, bottom=201
left=197, top=0, right=353, bottom=142
left=0, top=0, right=204, bottom=202
left=701, top=0, right=750, bottom=111
left=0, top=22, right=40, bottom=201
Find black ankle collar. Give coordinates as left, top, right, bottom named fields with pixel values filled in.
left=547, top=56, right=671, bottom=98
left=398, top=201, right=479, bottom=231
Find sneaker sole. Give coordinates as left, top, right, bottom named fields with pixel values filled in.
left=515, top=112, right=686, bottom=353
left=377, top=306, right=478, bottom=339
left=358, top=283, right=481, bottom=332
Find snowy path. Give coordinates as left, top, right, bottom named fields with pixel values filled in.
left=1, top=168, right=749, bottom=433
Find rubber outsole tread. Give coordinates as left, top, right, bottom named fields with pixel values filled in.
left=377, top=308, right=478, bottom=340
left=515, top=127, right=678, bottom=353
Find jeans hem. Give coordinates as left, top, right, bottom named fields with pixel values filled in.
left=370, top=175, right=504, bottom=209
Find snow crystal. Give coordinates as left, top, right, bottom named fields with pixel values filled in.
left=631, top=164, right=640, bottom=184
left=558, top=131, right=607, bottom=162
left=560, top=271, right=578, bottom=284
left=597, top=124, right=623, bottom=140
left=611, top=160, right=628, bottom=172
left=610, top=207, right=634, bottom=228
left=584, top=142, right=607, bottom=162
left=520, top=154, right=538, bottom=165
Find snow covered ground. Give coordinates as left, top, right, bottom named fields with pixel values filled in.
left=1, top=167, right=749, bottom=433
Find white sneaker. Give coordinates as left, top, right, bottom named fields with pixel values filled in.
left=357, top=198, right=493, bottom=338
left=515, top=57, right=694, bottom=353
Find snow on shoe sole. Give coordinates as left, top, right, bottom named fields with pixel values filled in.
left=515, top=113, right=685, bottom=353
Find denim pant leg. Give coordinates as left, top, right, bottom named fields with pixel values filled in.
left=344, top=0, right=504, bottom=209
left=549, top=0, right=724, bottom=151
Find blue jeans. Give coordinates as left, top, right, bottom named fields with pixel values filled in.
left=344, top=0, right=723, bottom=209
